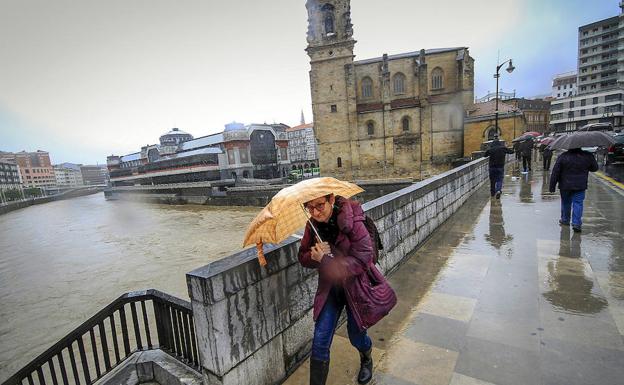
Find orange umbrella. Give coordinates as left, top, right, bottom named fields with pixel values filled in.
left=243, top=177, right=364, bottom=266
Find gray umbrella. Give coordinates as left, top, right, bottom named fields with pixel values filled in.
left=548, top=131, right=615, bottom=150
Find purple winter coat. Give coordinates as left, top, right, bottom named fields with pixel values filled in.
left=297, top=196, right=373, bottom=329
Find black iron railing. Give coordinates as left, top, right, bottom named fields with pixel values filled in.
left=2, top=289, right=200, bottom=385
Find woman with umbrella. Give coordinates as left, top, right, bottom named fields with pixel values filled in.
left=548, top=131, right=614, bottom=232
left=243, top=178, right=394, bottom=385
left=299, top=192, right=375, bottom=385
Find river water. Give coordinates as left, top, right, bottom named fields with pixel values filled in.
left=0, top=193, right=259, bottom=383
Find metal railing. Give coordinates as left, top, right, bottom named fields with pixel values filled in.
left=2, top=289, right=200, bottom=385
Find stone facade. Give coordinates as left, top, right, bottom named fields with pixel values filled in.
left=306, top=0, right=474, bottom=181
left=464, top=115, right=526, bottom=157
left=503, top=98, right=550, bottom=133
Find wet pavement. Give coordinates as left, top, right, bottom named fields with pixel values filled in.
left=284, top=162, right=624, bottom=385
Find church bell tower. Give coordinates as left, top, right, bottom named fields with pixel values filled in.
left=306, top=0, right=357, bottom=179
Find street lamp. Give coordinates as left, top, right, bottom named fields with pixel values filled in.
left=494, top=59, right=515, bottom=136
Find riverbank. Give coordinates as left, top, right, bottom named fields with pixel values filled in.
left=0, top=187, right=104, bottom=216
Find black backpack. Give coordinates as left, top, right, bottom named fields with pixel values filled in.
left=364, top=216, right=384, bottom=264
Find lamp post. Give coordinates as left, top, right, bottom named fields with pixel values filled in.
left=494, top=59, right=515, bottom=136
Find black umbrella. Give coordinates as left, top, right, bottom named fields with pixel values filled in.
left=548, top=131, right=615, bottom=150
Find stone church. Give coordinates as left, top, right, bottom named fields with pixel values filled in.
left=306, top=0, right=475, bottom=180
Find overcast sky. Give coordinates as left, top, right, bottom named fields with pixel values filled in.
left=0, top=0, right=619, bottom=164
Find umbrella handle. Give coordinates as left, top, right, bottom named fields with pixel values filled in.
left=256, top=243, right=267, bottom=266
left=300, top=204, right=334, bottom=258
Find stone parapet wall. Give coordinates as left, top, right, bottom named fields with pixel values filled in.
left=186, top=158, right=488, bottom=385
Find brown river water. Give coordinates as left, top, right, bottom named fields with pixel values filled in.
left=0, top=193, right=259, bottom=383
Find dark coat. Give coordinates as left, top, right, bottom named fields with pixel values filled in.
left=485, top=141, right=514, bottom=168
left=520, top=138, right=534, bottom=157
left=298, top=196, right=373, bottom=330
left=549, top=149, right=599, bottom=192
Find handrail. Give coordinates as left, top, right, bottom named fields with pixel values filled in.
left=2, top=289, right=200, bottom=385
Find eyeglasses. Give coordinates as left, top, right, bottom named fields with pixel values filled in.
left=305, top=200, right=327, bottom=213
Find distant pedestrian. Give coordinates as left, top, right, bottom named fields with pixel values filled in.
left=549, top=148, right=599, bottom=232
left=485, top=136, right=514, bottom=199
left=542, top=146, right=553, bottom=171
left=513, top=142, right=522, bottom=162
left=520, top=137, right=534, bottom=173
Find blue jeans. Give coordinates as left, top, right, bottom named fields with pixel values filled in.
left=489, top=167, right=504, bottom=196
left=560, top=190, right=586, bottom=227
left=311, top=287, right=372, bottom=361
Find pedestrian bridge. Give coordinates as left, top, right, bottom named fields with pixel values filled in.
left=286, top=166, right=624, bottom=385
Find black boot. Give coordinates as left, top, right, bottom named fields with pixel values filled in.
left=357, top=348, right=373, bottom=384
left=310, top=358, right=330, bottom=385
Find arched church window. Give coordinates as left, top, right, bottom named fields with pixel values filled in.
left=321, top=4, right=335, bottom=35
left=367, top=121, right=375, bottom=135
left=393, top=73, right=406, bottom=95
left=432, top=67, right=444, bottom=90
left=361, top=77, right=373, bottom=98
left=485, top=126, right=499, bottom=140
left=402, top=116, right=410, bottom=131
left=337, top=157, right=342, bottom=168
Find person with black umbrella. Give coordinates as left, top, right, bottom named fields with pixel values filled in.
left=520, top=136, right=534, bottom=173
left=485, top=134, right=514, bottom=199
left=548, top=131, right=613, bottom=232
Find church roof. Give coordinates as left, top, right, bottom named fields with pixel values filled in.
left=466, top=99, right=517, bottom=118
left=354, top=47, right=466, bottom=66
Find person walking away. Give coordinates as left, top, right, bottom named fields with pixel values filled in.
left=485, top=136, right=514, bottom=199
left=543, top=145, right=553, bottom=171
left=520, top=137, right=534, bottom=173
left=549, top=148, right=599, bottom=232
left=298, top=193, right=375, bottom=385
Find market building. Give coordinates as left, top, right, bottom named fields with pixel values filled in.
left=107, top=123, right=290, bottom=186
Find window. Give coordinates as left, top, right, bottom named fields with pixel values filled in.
left=402, top=116, right=410, bottom=131
left=330, top=104, right=337, bottom=113
left=393, top=73, right=406, bottom=94
left=569, top=101, right=574, bottom=108
left=485, top=126, right=498, bottom=140
left=581, top=99, right=586, bottom=106
left=367, top=121, right=375, bottom=135
left=431, top=67, right=444, bottom=90
left=337, top=157, right=342, bottom=168
left=581, top=110, right=586, bottom=117
left=361, top=77, right=373, bottom=98
left=592, top=107, right=598, bottom=114
left=593, top=97, right=599, bottom=104
left=321, top=4, right=335, bottom=35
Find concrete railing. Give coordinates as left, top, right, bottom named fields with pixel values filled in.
left=186, top=158, right=489, bottom=385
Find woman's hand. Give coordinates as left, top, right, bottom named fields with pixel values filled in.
left=311, top=242, right=331, bottom=262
